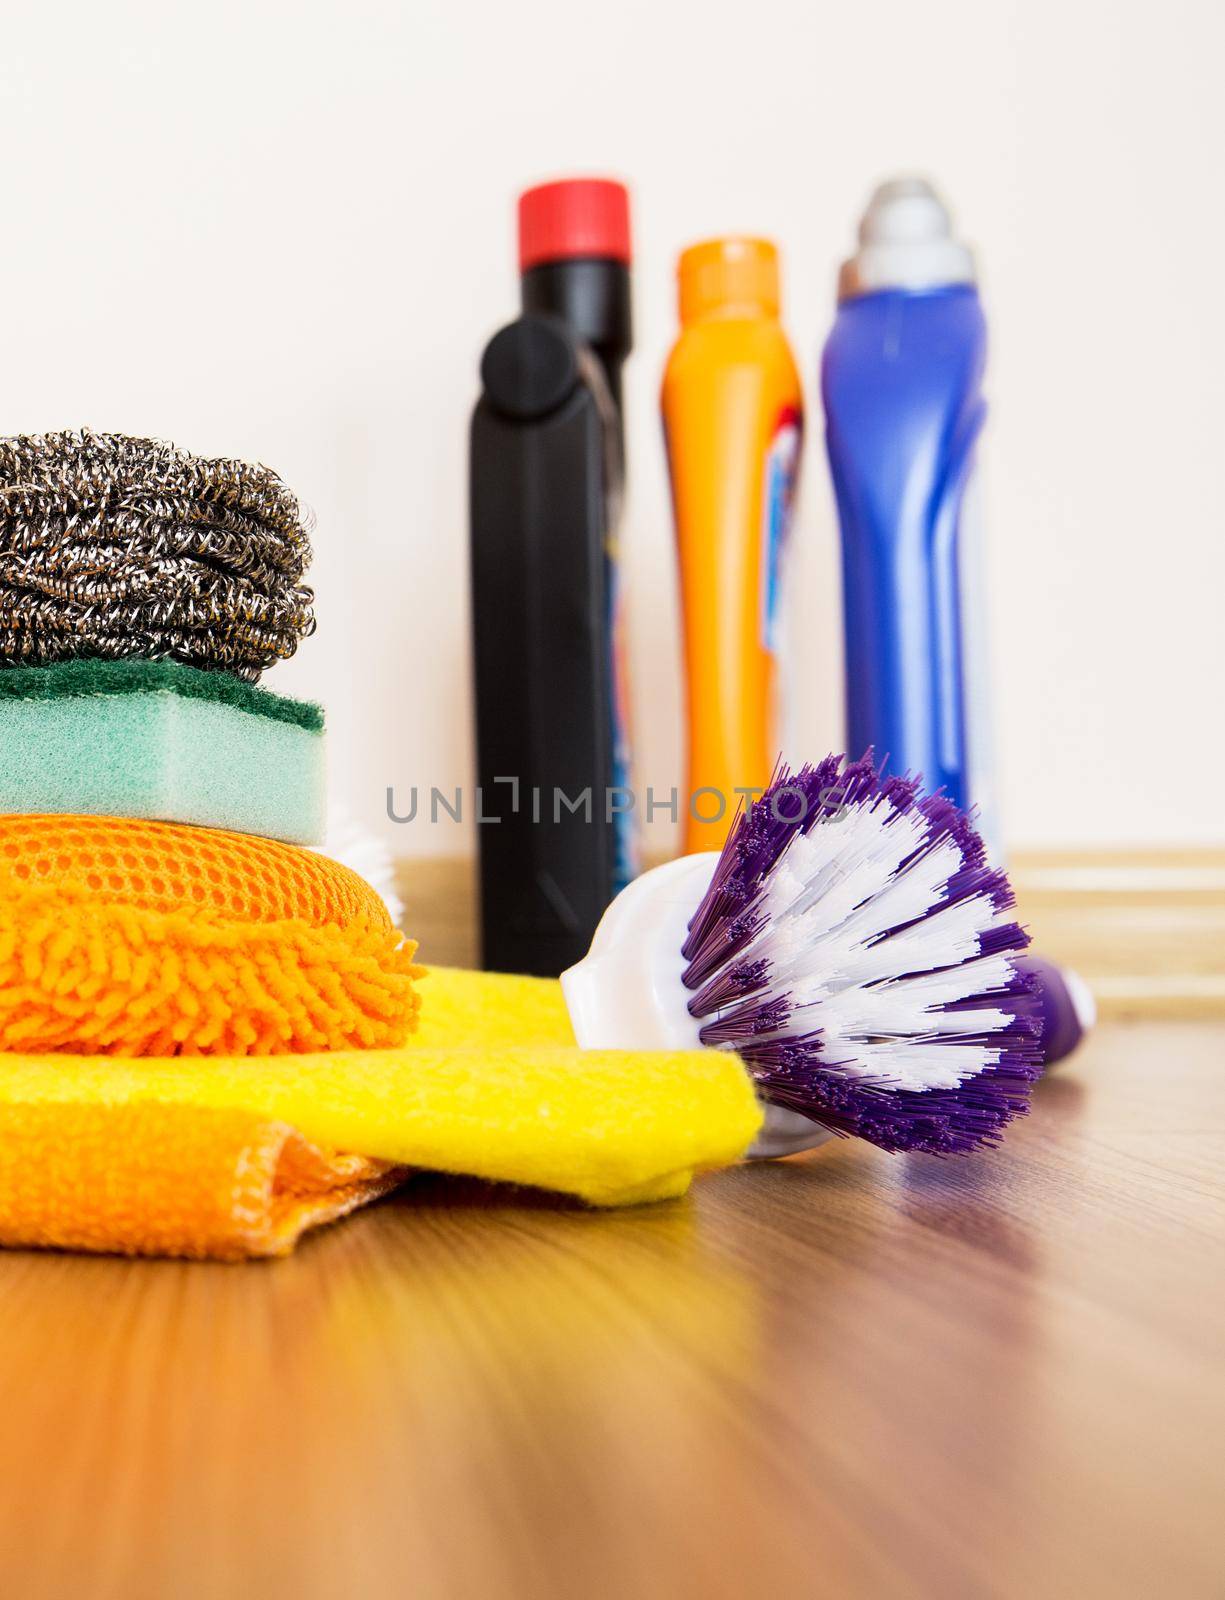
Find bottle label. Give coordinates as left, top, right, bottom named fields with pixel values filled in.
left=607, top=541, right=639, bottom=894
left=582, top=342, right=639, bottom=896
left=760, top=406, right=803, bottom=655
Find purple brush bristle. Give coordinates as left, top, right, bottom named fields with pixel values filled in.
left=681, top=755, right=1043, bottom=1155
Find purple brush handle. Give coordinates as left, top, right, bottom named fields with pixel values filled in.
left=1016, top=955, right=1094, bottom=1068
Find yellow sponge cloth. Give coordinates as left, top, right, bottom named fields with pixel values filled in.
left=0, top=968, right=761, bottom=1218
left=413, top=964, right=579, bottom=1049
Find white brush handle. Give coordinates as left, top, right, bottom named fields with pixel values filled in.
left=561, top=855, right=834, bottom=1161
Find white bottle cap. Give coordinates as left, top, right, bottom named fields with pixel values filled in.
left=838, top=176, right=976, bottom=301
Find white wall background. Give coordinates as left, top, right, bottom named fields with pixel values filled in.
left=1, top=0, right=1220, bottom=857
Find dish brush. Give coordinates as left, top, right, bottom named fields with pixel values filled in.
left=563, top=754, right=1043, bottom=1158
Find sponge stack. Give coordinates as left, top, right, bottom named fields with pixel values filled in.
left=0, top=430, right=324, bottom=846
left=0, top=429, right=420, bottom=1065
left=0, top=429, right=759, bottom=1260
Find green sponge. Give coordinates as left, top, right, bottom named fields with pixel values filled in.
left=0, top=660, right=326, bottom=845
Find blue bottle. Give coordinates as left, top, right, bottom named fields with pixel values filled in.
left=822, top=177, right=990, bottom=824
left=822, top=178, right=1094, bottom=1066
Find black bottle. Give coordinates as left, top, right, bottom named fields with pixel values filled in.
left=469, top=180, right=635, bottom=976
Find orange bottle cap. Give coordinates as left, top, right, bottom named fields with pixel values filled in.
left=677, top=237, right=780, bottom=323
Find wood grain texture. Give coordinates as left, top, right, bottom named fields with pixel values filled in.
left=0, top=1017, right=1221, bottom=1598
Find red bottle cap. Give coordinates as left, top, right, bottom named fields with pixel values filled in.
left=518, top=178, right=632, bottom=271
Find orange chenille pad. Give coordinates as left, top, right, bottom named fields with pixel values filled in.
left=0, top=816, right=422, bottom=1055
left=0, top=1100, right=407, bottom=1259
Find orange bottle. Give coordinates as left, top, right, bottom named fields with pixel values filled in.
left=662, top=237, right=804, bottom=853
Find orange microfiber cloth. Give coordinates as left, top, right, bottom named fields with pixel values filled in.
left=0, top=1101, right=406, bottom=1260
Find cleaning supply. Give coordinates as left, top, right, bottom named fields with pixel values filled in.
left=822, top=179, right=984, bottom=814
left=0, top=814, right=421, bottom=1055
left=562, top=754, right=1041, bottom=1158
left=0, top=964, right=761, bottom=1241
left=821, top=177, right=1092, bottom=1066
left=0, top=1102, right=406, bottom=1260
left=470, top=183, right=636, bottom=977
left=662, top=237, right=803, bottom=854
left=0, top=430, right=314, bottom=679
left=0, top=659, right=325, bottom=844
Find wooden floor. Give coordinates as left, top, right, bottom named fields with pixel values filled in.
left=0, top=853, right=1223, bottom=1598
